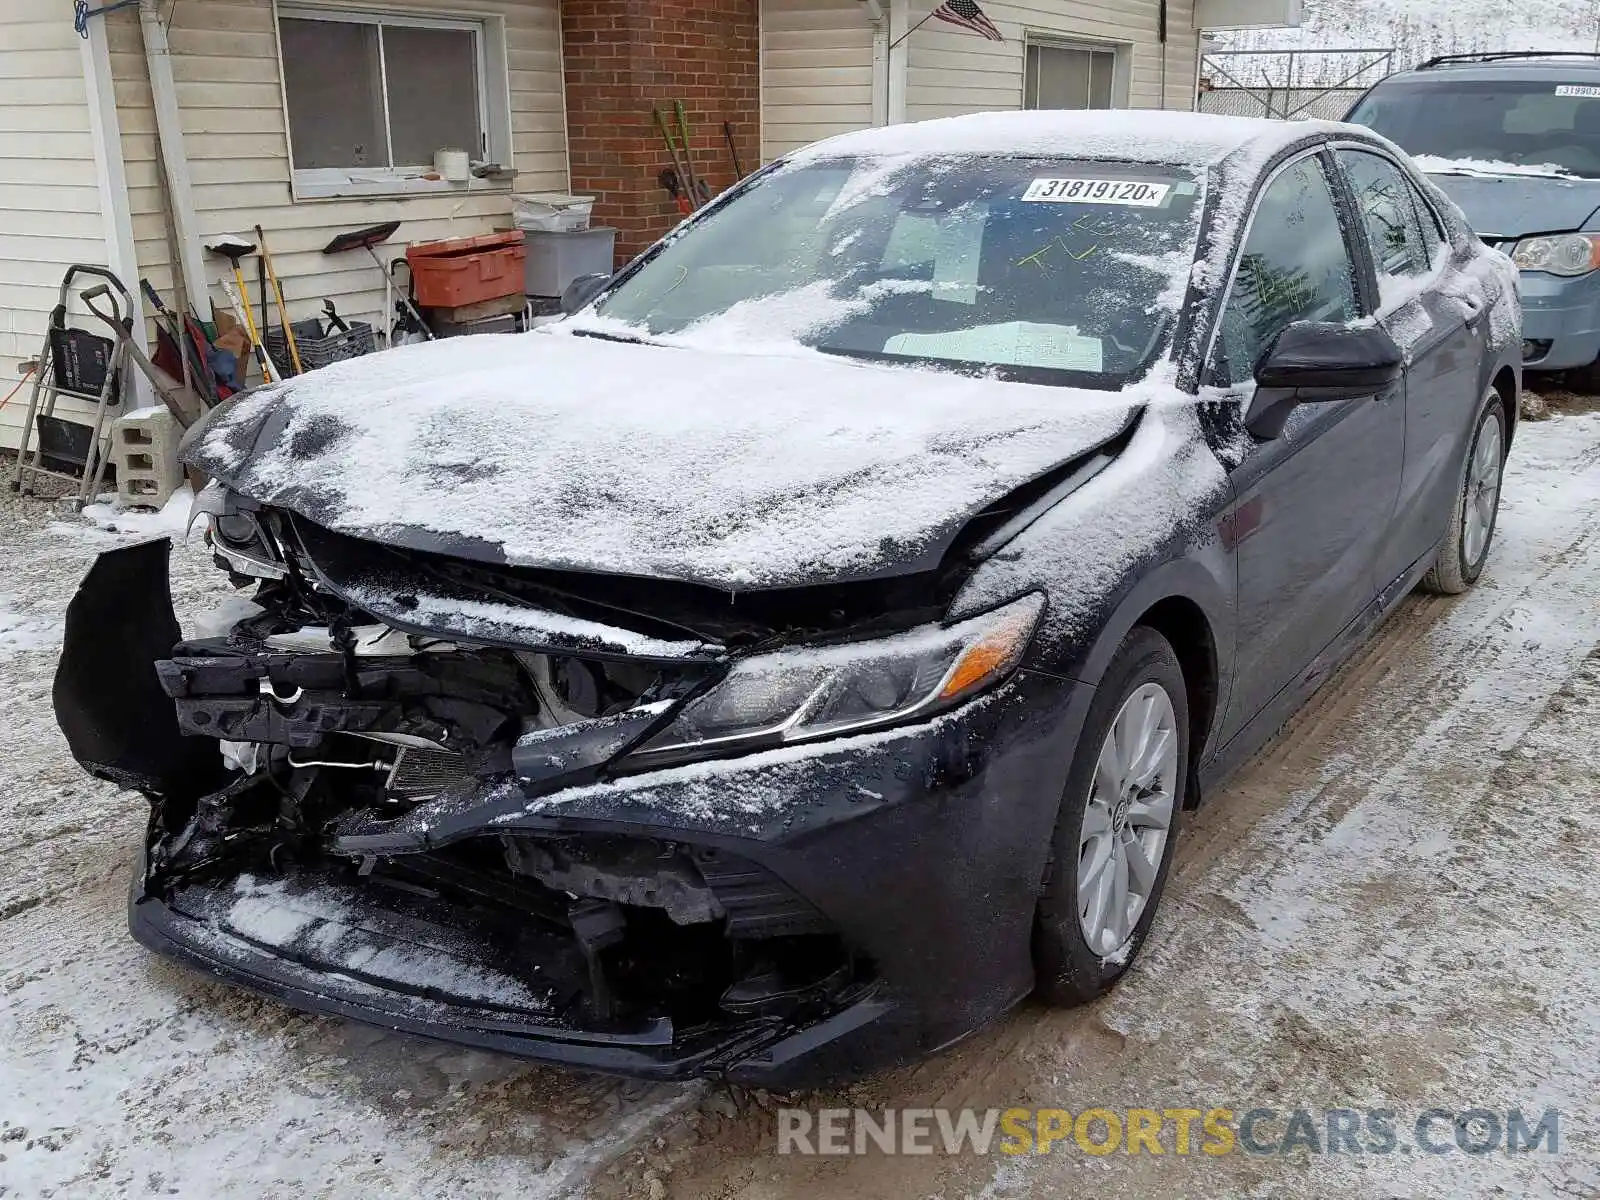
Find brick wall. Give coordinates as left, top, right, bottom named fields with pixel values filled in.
left=562, top=0, right=761, bottom=265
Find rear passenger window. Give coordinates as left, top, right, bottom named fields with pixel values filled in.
left=1214, top=156, right=1361, bottom=386
left=1338, top=150, right=1430, bottom=280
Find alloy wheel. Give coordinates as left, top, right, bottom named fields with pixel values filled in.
left=1462, top=408, right=1503, bottom=568
left=1077, top=682, right=1179, bottom=957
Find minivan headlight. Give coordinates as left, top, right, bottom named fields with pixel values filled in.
left=628, top=593, right=1045, bottom=765
left=1511, top=233, right=1600, bottom=276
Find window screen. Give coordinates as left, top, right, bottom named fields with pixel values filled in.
left=280, top=18, right=385, bottom=169
left=385, top=25, right=482, bottom=165
left=280, top=14, right=483, bottom=172
left=1025, top=43, right=1118, bottom=110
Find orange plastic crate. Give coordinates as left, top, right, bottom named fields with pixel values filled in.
left=406, top=231, right=527, bottom=308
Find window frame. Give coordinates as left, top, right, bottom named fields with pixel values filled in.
left=1327, top=140, right=1463, bottom=314
left=1334, top=147, right=1433, bottom=283
left=1203, top=145, right=1374, bottom=388
left=1022, top=35, right=1131, bottom=111
left=273, top=2, right=514, bottom=201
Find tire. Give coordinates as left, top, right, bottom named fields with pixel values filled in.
left=1034, top=626, right=1189, bottom=1006
left=1422, top=389, right=1507, bottom=595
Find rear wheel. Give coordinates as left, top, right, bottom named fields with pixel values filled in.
left=1034, top=627, right=1187, bottom=1005
left=1422, top=390, right=1506, bottom=595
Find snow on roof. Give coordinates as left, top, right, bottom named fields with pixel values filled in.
left=786, top=109, right=1343, bottom=168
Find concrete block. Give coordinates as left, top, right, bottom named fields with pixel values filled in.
left=110, top=406, right=183, bottom=508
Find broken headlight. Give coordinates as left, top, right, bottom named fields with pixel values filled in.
left=191, top=481, right=287, bottom=580
left=630, top=593, right=1044, bottom=763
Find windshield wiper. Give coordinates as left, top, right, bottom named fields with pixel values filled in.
left=571, top=327, right=650, bottom=345
left=815, top=345, right=1126, bottom=390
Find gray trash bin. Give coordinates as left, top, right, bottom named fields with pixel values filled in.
left=522, top=227, right=618, bottom=298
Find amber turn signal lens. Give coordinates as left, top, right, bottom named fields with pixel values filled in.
left=938, top=606, right=1038, bottom=701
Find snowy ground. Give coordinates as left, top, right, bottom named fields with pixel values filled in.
left=3, top=406, right=1599, bottom=1199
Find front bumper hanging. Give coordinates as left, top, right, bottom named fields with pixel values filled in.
left=58, top=538, right=1089, bottom=1085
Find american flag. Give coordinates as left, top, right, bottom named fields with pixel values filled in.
left=931, top=0, right=1002, bottom=40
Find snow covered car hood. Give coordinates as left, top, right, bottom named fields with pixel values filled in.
left=1421, top=169, right=1600, bottom=240
left=185, top=330, right=1149, bottom=591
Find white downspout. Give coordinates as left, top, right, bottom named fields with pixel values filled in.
left=78, top=10, right=153, bottom=410
left=887, top=0, right=908, bottom=125
left=140, top=0, right=207, bottom=317
left=863, top=0, right=888, bottom=127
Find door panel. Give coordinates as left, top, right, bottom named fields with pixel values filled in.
left=1382, top=290, right=1479, bottom=582
left=1335, top=148, right=1480, bottom=585
left=1222, top=389, right=1404, bottom=740
left=1209, top=153, right=1406, bottom=743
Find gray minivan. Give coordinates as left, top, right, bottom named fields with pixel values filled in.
left=1347, top=52, right=1600, bottom=382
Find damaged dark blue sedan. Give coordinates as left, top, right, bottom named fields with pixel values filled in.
left=54, top=111, right=1522, bottom=1086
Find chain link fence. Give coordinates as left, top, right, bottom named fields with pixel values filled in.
left=1198, top=48, right=1395, bottom=121
left=1199, top=86, right=1370, bottom=121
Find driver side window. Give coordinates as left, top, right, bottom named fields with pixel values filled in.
left=1215, top=156, right=1361, bottom=386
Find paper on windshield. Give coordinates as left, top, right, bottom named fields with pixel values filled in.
left=1022, top=178, right=1172, bottom=206
left=1555, top=85, right=1600, bottom=97
left=885, top=322, right=1105, bottom=372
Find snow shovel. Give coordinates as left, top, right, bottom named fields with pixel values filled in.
left=323, top=221, right=434, bottom=341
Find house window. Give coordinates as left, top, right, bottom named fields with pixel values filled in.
left=1024, top=40, right=1124, bottom=110
left=276, top=6, right=512, bottom=199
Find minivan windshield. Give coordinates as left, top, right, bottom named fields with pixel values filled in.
left=1348, top=78, right=1600, bottom=177
left=584, top=155, right=1204, bottom=386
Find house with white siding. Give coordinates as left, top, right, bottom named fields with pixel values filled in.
left=0, top=0, right=1298, bottom=450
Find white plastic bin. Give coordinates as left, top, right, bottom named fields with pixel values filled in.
left=523, top=227, right=618, bottom=298
left=512, top=193, right=595, bottom=232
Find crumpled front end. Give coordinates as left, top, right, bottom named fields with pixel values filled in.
left=56, top=504, right=1078, bottom=1085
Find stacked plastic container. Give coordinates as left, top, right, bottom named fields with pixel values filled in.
left=511, top=193, right=617, bottom=298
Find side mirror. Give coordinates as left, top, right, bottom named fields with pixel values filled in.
left=559, top=272, right=611, bottom=315
left=1245, top=322, right=1404, bottom=440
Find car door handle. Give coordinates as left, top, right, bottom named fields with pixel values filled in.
left=1460, top=295, right=1485, bottom=322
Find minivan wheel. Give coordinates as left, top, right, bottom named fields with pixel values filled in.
left=1034, top=626, right=1188, bottom=1005
left=1422, top=390, right=1506, bottom=595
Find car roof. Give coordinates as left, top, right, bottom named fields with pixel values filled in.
left=785, top=109, right=1352, bottom=170
left=1395, top=52, right=1600, bottom=83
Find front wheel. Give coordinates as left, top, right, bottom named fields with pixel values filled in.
left=1422, top=390, right=1507, bottom=595
left=1034, top=626, right=1188, bottom=1005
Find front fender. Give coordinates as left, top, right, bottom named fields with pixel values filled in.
left=947, top=404, right=1236, bottom=755
left=1054, top=551, right=1234, bottom=707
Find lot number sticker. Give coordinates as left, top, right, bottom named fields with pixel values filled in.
left=1556, top=84, right=1600, bottom=97
left=1022, top=178, right=1172, bottom=206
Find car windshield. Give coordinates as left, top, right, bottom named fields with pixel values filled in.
left=585, top=155, right=1204, bottom=386
left=1348, top=78, right=1600, bottom=177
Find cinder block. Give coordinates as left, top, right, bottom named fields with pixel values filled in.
left=110, top=408, right=183, bottom=508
